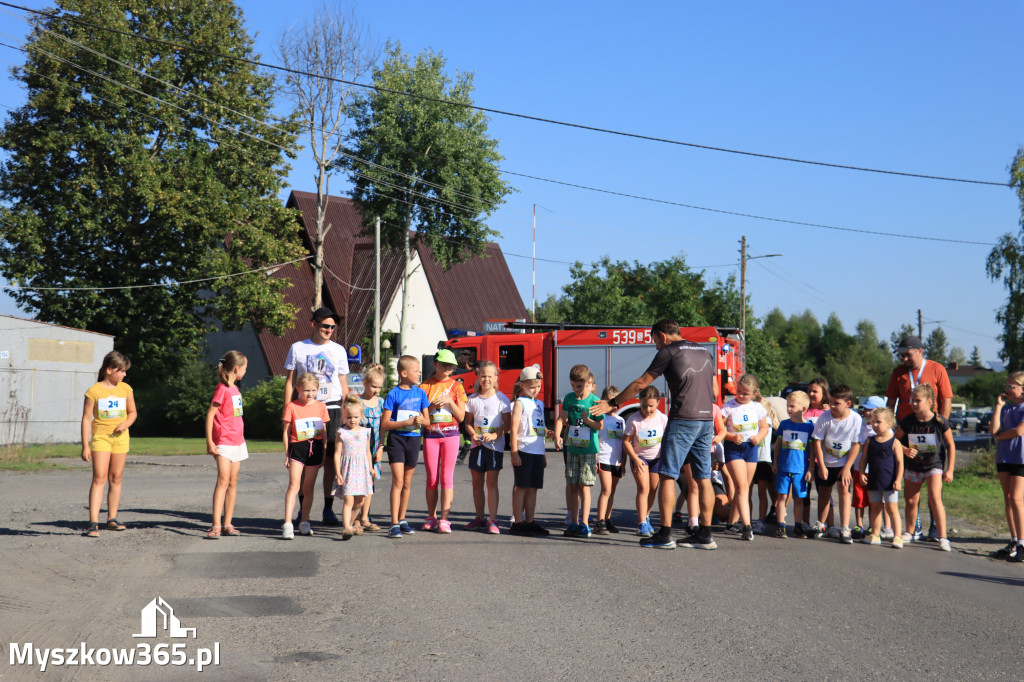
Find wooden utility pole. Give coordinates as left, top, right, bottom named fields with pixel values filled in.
left=740, top=236, right=747, bottom=339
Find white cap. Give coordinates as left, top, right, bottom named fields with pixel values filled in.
left=519, top=364, right=542, bottom=381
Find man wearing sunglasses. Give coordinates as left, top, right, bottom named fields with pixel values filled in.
left=284, top=307, right=350, bottom=527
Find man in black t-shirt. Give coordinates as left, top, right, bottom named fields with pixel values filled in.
left=591, top=319, right=717, bottom=550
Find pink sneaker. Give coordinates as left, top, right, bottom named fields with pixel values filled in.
left=487, top=520, right=500, bottom=534
left=438, top=519, right=452, bottom=533
left=422, top=517, right=439, bottom=532
left=464, top=517, right=485, bottom=531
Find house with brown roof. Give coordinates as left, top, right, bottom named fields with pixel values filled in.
left=207, top=190, right=528, bottom=380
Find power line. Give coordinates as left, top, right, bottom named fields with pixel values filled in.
left=0, top=26, right=1001, bottom=251
left=0, top=0, right=1009, bottom=188
left=1, top=256, right=312, bottom=292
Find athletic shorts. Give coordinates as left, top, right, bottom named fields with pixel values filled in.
left=904, top=468, right=943, bottom=484
left=997, top=462, right=1024, bottom=476
left=711, top=479, right=727, bottom=498
left=815, top=466, right=845, bottom=488
left=852, top=473, right=868, bottom=509
left=468, top=445, right=504, bottom=473
left=216, top=443, right=249, bottom=463
left=599, top=462, right=624, bottom=478
left=90, top=431, right=130, bottom=455
left=868, top=489, right=899, bottom=504
left=386, top=433, right=420, bottom=467
left=632, top=457, right=661, bottom=475
left=513, top=452, right=545, bottom=489
left=324, top=403, right=342, bottom=450
left=288, top=439, right=324, bottom=468
left=566, top=451, right=597, bottom=486
left=774, top=471, right=809, bottom=499
left=724, top=440, right=759, bottom=464
left=753, top=460, right=774, bottom=482
left=660, top=419, right=713, bottom=480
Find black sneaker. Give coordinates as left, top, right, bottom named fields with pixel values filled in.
left=1010, top=544, right=1024, bottom=562
left=724, top=523, right=741, bottom=535
left=605, top=519, right=619, bottom=534
left=792, top=523, right=805, bottom=538
left=766, top=509, right=778, bottom=524
left=641, top=532, right=676, bottom=549
left=680, top=529, right=717, bottom=550
left=995, top=540, right=1017, bottom=556
left=527, top=521, right=550, bottom=537
left=776, top=524, right=787, bottom=539
left=509, top=522, right=530, bottom=536
left=851, top=525, right=865, bottom=540
left=594, top=519, right=609, bottom=535
left=741, top=525, right=754, bottom=541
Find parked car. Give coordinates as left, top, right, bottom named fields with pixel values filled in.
left=977, top=410, right=993, bottom=433
left=948, top=410, right=979, bottom=434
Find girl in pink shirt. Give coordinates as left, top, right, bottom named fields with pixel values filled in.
left=204, top=351, right=248, bottom=539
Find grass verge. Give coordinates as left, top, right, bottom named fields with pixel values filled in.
left=943, top=449, right=1005, bottom=533
left=0, top=439, right=282, bottom=471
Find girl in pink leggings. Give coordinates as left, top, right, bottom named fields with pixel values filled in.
left=419, top=349, right=468, bottom=532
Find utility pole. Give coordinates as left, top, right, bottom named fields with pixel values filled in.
left=740, top=236, right=747, bottom=339
left=373, top=215, right=381, bottom=364
left=738, top=236, right=782, bottom=341
left=918, top=309, right=923, bottom=339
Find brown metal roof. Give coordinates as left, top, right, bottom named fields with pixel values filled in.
left=256, top=190, right=526, bottom=372
left=417, top=241, right=528, bottom=332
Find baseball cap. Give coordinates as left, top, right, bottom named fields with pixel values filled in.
left=520, top=364, right=543, bottom=381
left=311, top=307, right=337, bottom=323
left=860, top=396, right=886, bottom=411
left=434, top=348, right=457, bottom=365
left=896, top=335, right=924, bottom=353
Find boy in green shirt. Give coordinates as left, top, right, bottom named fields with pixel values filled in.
left=555, top=365, right=604, bottom=538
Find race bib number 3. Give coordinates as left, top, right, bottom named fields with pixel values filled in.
left=98, top=397, right=126, bottom=420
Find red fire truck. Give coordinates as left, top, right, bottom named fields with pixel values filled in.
left=430, top=322, right=744, bottom=422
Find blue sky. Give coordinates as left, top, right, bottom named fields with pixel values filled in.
left=1, top=2, right=1021, bottom=363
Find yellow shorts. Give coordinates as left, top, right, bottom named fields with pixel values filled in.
left=90, top=431, right=130, bottom=455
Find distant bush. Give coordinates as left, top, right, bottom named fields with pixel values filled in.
left=243, top=375, right=286, bottom=440
left=133, top=360, right=217, bottom=437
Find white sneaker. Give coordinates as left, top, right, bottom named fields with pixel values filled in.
left=938, top=538, right=951, bottom=552
left=753, top=519, right=766, bottom=535
left=299, top=521, right=313, bottom=536
left=880, top=527, right=895, bottom=541
left=282, top=522, right=294, bottom=540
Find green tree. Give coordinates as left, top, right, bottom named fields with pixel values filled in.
left=534, top=293, right=569, bottom=324
left=339, top=43, right=513, bottom=354
left=0, top=0, right=303, bottom=383
left=926, top=327, right=950, bottom=365
left=970, top=346, right=983, bottom=366
left=890, top=323, right=917, bottom=356
left=949, top=347, right=967, bottom=365
left=957, top=370, right=1006, bottom=406
left=987, top=147, right=1024, bottom=370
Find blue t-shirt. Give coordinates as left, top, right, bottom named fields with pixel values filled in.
left=776, top=419, right=814, bottom=474
left=996, top=402, right=1024, bottom=465
left=381, top=386, right=430, bottom=437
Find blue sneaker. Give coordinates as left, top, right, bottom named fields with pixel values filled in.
left=388, top=524, right=402, bottom=539
left=579, top=523, right=592, bottom=538
left=399, top=520, right=415, bottom=535
left=636, top=521, right=653, bottom=538
left=641, top=532, right=676, bottom=549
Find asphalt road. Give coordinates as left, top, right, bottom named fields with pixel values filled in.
left=1, top=451, right=1021, bottom=681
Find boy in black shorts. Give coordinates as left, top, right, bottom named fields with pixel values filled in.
left=381, top=355, right=430, bottom=538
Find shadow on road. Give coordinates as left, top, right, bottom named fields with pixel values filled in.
left=940, top=571, right=1024, bottom=588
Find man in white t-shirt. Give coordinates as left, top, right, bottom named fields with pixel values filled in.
left=284, top=307, right=350, bottom=526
